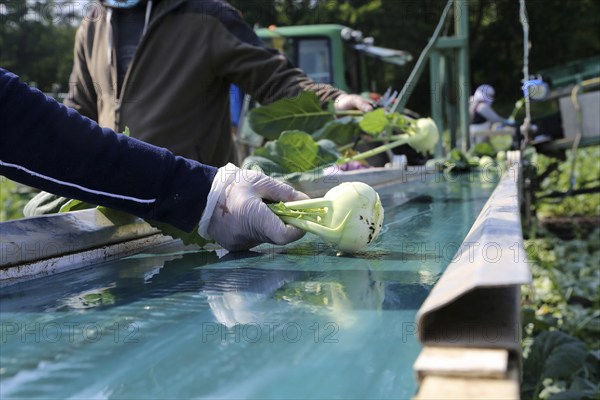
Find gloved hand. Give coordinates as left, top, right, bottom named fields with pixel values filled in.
left=334, top=93, right=375, bottom=113
left=198, top=163, right=309, bottom=251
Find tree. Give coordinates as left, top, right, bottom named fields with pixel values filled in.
left=3, top=0, right=598, bottom=111
left=230, top=0, right=599, bottom=115
left=0, top=0, right=77, bottom=92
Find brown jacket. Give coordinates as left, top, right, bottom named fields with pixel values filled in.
left=66, top=0, right=344, bottom=166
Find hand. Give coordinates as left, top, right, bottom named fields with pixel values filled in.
left=334, top=93, right=374, bottom=113
left=198, top=164, right=309, bottom=251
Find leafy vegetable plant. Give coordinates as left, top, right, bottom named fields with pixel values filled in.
left=245, top=92, right=439, bottom=174
left=249, top=130, right=339, bottom=174
left=248, top=92, right=334, bottom=140
left=268, top=182, right=384, bottom=253
left=521, top=229, right=600, bottom=400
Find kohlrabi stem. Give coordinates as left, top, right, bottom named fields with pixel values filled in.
left=367, top=133, right=413, bottom=143
left=269, top=198, right=336, bottom=232
left=337, top=133, right=412, bottom=153
left=334, top=110, right=365, bottom=117
left=338, top=142, right=357, bottom=152
left=337, top=137, right=409, bottom=164
left=278, top=198, right=333, bottom=210
left=270, top=208, right=324, bottom=219
left=279, top=214, right=346, bottom=243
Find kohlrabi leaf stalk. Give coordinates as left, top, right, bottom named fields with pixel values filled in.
left=337, top=117, right=439, bottom=164
left=269, top=182, right=385, bottom=253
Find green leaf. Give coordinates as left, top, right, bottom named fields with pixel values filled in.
left=550, top=389, right=599, bottom=400
left=359, top=108, right=388, bottom=135
left=470, top=142, right=496, bottom=157
left=522, top=331, right=588, bottom=399
left=80, top=290, right=115, bottom=307
left=248, top=92, right=334, bottom=140
left=252, top=130, right=339, bottom=173
left=242, top=155, right=288, bottom=176
left=122, top=126, right=131, bottom=136
left=146, top=220, right=210, bottom=247
left=58, top=199, right=208, bottom=247
left=388, top=112, right=412, bottom=131
left=312, top=116, right=360, bottom=145
left=97, top=207, right=209, bottom=247
left=317, top=137, right=341, bottom=159
left=59, top=199, right=93, bottom=213
left=273, top=281, right=347, bottom=306
left=268, top=201, right=326, bottom=220
left=490, top=134, right=512, bottom=152
left=96, top=206, right=138, bottom=225
left=444, top=148, right=472, bottom=172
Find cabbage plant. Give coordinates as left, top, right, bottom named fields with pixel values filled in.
left=269, top=182, right=384, bottom=252
left=246, top=94, right=440, bottom=174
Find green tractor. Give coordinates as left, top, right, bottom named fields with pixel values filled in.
left=234, top=24, right=413, bottom=158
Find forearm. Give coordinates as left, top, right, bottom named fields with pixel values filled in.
left=478, top=103, right=507, bottom=124
left=234, top=45, right=345, bottom=105
left=212, top=12, right=344, bottom=106
left=0, top=69, right=216, bottom=231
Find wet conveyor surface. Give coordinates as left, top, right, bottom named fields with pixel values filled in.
left=0, top=171, right=497, bottom=399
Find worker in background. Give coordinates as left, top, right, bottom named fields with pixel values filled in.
left=26, top=0, right=371, bottom=216
left=469, top=84, right=516, bottom=144
left=1, top=69, right=307, bottom=251
left=65, top=0, right=372, bottom=165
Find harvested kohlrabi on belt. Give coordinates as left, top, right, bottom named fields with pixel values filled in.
left=269, top=182, right=384, bottom=252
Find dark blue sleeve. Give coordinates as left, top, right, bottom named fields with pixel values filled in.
left=0, top=69, right=217, bottom=232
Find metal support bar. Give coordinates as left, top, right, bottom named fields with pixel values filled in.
left=435, top=36, right=468, bottom=49
left=424, top=0, right=471, bottom=155
left=391, top=0, right=454, bottom=114
left=455, top=0, right=471, bottom=151
left=429, top=50, right=444, bottom=158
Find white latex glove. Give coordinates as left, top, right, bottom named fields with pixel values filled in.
left=334, top=93, right=374, bottom=113
left=198, top=163, right=309, bottom=251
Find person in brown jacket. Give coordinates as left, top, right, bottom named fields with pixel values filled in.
left=66, top=0, right=372, bottom=166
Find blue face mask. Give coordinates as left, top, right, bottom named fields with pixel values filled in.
left=102, top=0, right=143, bottom=8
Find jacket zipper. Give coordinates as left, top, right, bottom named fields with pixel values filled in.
left=114, top=0, right=185, bottom=130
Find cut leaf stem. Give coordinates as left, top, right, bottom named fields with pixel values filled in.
left=337, top=137, right=409, bottom=164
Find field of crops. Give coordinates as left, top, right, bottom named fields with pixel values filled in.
left=520, top=146, right=600, bottom=400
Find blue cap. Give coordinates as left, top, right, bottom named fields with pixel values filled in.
left=102, top=0, right=143, bottom=9
left=522, top=79, right=549, bottom=101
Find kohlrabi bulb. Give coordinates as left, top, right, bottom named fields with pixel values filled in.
left=320, top=182, right=384, bottom=252
left=274, top=182, right=385, bottom=253
left=407, top=117, right=439, bottom=155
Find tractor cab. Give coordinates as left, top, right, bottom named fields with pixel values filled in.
left=256, top=24, right=412, bottom=93
left=234, top=24, right=412, bottom=157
